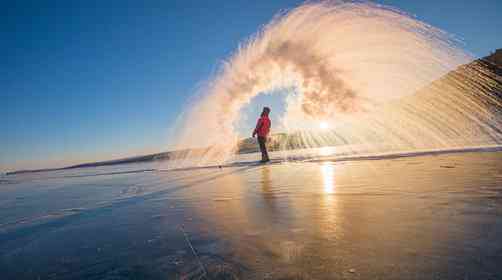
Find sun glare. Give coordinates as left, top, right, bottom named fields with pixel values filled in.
left=319, top=121, right=329, bottom=130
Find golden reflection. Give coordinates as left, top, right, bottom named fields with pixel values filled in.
left=321, top=162, right=335, bottom=194
left=318, top=161, right=341, bottom=240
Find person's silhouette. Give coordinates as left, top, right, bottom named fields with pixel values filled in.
left=252, top=107, right=271, bottom=162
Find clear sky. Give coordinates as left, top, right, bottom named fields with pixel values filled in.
left=2, top=0, right=501, bottom=172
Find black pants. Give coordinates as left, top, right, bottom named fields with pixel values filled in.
left=258, top=136, right=269, bottom=161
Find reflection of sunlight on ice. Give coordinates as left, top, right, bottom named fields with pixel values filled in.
left=321, top=162, right=335, bottom=194
left=319, top=161, right=340, bottom=240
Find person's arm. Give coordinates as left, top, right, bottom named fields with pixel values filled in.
left=252, top=118, right=262, bottom=137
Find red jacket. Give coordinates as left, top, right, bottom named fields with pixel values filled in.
left=254, top=116, right=271, bottom=137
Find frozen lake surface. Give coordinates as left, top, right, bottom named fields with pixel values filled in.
left=1, top=149, right=502, bottom=279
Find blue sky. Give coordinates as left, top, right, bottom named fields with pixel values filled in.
left=2, top=0, right=501, bottom=172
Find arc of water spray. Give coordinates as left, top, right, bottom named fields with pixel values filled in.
left=171, top=0, right=501, bottom=167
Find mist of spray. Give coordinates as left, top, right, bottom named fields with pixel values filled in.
left=170, top=0, right=501, bottom=166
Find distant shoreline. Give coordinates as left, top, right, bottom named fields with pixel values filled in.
left=5, top=152, right=171, bottom=176
left=7, top=144, right=502, bottom=176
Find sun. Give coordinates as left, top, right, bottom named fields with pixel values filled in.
left=319, top=121, right=329, bottom=130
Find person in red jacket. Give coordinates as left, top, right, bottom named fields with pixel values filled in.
left=252, top=107, right=271, bottom=162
